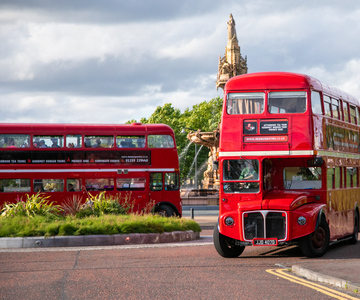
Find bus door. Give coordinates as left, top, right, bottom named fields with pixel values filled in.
left=116, top=175, right=147, bottom=211
left=149, top=172, right=163, bottom=205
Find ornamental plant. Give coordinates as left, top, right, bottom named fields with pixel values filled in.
left=77, top=191, right=131, bottom=218
left=0, top=193, right=63, bottom=219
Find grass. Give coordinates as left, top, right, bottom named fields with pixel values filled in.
left=0, top=192, right=201, bottom=238
left=0, top=214, right=201, bottom=238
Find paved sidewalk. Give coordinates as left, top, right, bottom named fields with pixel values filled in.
left=292, top=259, right=360, bottom=295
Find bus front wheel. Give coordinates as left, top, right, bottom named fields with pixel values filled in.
left=300, top=216, right=330, bottom=257
left=213, top=223, right=245, bottom=258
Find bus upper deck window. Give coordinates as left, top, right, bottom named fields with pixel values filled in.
left=268, top=91, right=306, bottom=114
left=332, top=99, right=340, bottom=119
left=343, top=102, right=350, bottom=122
left=0, top=134, right=30, bottom=148
left=66, top=135, right=82, bottom=148
left=148, top=135, right=174, bottom=148
left=226, top=93, right=264, bottom=115
left=117, top=136, right=145, bottom=148
left=84, top=136, right=114, bottom=148
left=350, top=105, right=357, bottom=124
left=311, top=91, right=323, bottom=115
left=33, top=135, right=64, bottom=148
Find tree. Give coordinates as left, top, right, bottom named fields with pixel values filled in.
left=179, top=97, right=223, bottom=186
left=180, top=96, right=223, bottom=132
left=126, top=98, right=223, bottom=187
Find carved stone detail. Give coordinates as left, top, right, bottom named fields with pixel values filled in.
left=216, top=14, right=248, bottom=90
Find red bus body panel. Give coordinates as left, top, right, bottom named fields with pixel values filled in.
left=218, top=72, right=359, bottom=246
left=0, top=123, right=182, bottom=216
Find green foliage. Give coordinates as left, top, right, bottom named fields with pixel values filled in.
left=0, top=214, right=201, bottom=237
left=0, top=215, right=52, bottom=237
left=75, top=207, right=99, bottom=218
left=181, top=97, right=223, bottom=132
left=144, top=103, right=185, bottom=151
left=83, top=192, right=130, bottom=217
left=0, top=193, right=201, bottom=237
left=130, top=97, right=223, bottom=184
left=0, top=193, right=63, bottom=219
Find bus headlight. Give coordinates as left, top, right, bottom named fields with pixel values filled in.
left=297, top=216, right=307, bottom=226
left=225, top=217, right=234, bottom=226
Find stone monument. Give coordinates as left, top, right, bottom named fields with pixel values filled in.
left=186, top=14, right=248, bottom=190
left=216, top=14, right=248, bottom=90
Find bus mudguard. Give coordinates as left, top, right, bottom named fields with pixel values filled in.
left=291, top=203, right=326, bottom=240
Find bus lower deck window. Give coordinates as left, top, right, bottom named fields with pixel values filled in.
left=283, top=167, right=321, bottom=190
left=1, top=179, right=31, bottom=192
left=85, top=178, right=114, bottom=191
left=116, top=178, right=146, bottom=190
left=34, top=179, right=64, bottom=192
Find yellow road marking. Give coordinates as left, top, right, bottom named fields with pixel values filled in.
left=266, top=269, right=359, bottom=300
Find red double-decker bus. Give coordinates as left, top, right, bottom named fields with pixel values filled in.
left=0, top=123, right=181, bottom=216
left=214, top=72, right=359, bottom=257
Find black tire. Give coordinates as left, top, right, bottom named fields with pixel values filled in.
left=300, top=216, right=330, bottom=257
left=155, top=204, right=175, bottom=217
left=348, top=212, right=359, bottom=245
left=213, top=223, right=245, bottom=258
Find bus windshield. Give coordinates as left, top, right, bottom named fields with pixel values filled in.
left=227, top=93, right=264, bottom=115
left=268, top=91, right=306, bottom=114
left=223, top=159, right=259, bottom=193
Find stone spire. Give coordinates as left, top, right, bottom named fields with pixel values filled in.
left=216, top=14, right=248, bottom=90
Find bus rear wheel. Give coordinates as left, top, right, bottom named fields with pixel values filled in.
left=213, top=223, right=245, bottom=258
left=348, top=212, right=359, bottom=245
left=155, top=204, right=175, bottom=217
left=300, top=216, right=329, bottom=257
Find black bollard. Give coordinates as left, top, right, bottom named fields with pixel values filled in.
left=190, top=208, right=194, bottom=219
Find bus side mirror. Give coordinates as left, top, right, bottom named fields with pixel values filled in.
left=212, top=161, right=218, bottom=170
left=308, top=157, right=324, bottom=167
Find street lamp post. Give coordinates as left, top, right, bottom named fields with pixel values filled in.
left=181, top=127, right=199, bottom=190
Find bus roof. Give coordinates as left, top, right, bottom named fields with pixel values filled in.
left=0, top=123, right=175, bottom=135
left=225, top=72, right=359, bottom=106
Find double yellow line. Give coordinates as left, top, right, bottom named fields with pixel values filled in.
left=266, top=269, right=359, bottom=300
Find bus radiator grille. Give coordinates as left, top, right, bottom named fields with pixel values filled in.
left=244, top=212, right=286, bottom=240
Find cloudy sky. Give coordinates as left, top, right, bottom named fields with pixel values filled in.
left=1, top=0, right=360, bottom=124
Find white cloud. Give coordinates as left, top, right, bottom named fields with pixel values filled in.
left=1, top=1, right=360, bottom=125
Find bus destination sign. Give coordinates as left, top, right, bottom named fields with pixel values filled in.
left=260, top=120, right=288, bottom=134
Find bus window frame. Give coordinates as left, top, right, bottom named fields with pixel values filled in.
left=268, top=91, right=307, bottom=114
left=226, top=92, right=265, bottom=115
left=331, top=98, right=340, bottom=120
left=343, top=101, right=350, bottom=123
left=323, top=95, right=332, bottom=118
left=311, top=91, right=323, bottom=115
left=349, top=105, right=357, bottom=124
left=222, top=159, right=260, bottom=194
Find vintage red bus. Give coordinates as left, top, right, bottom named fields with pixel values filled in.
left=214, top=72, right=359, bottom=257
left=0, top=123, right=181, bottom=216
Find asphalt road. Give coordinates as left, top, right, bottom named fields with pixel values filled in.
left=1, top=230, right=359, bottom=299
